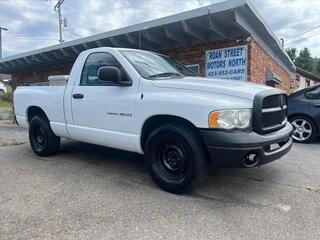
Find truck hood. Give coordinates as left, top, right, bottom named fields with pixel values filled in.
left=151, top=77, right=274, bottom=100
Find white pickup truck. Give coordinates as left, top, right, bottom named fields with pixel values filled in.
left=14, top=47, right=293, bottom=193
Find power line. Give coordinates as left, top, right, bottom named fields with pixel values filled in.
left=2, top=30, right=82, bottom=41
left=286, top=31, right=320, bottom=46
left=65, top=29, right=82, bottom=37
left=2, top=37, right=59, bottom=40
left=3, top=34, right=58, bottom=37
left=286, top=24, right=320, bottom=43
left=2, top=35, right=58, bottom=40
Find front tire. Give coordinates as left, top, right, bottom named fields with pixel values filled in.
left=144, top=123, right=209, bottom=193
left=29, top=116, right=60, bottom=156
left=290, top=115, right=317, bottom=143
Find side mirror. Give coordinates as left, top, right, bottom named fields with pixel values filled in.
left=98, top=66, right=122, bottom=83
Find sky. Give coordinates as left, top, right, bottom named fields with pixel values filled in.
left=0, top=0, right=320, bottom=58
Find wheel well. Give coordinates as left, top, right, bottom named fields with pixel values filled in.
left=288, top=113, right=319, bottom=134
left=140, top=115, right=200, bottom=151
left=27, top=106, right=49, bottom=123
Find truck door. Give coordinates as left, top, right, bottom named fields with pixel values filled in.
left=68, top=52, right=140, bottom=152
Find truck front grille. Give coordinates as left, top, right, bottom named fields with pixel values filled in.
left=252, top=90, right=287, bottom=134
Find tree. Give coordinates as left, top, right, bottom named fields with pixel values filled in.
left=295, top=48, right=313, bottom=72
left=286, top=48, right=297, bottom=62
left=313, top=58, right=320, bottom=75
left=286, top=47, right=320, bottom=76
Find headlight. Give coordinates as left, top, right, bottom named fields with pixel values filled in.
left=209, top=109, right=251, bottom=129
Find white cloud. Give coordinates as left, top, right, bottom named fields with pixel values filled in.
left=251, top=0, right=320, bottom=56
left=0, top=0, right=320, bottom=58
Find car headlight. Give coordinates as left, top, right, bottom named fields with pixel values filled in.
left=209, top=109, right=251, bottom=130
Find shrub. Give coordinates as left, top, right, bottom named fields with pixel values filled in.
left=0, top=85, right=13, bottom=102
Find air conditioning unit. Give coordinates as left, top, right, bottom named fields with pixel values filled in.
left=267, top=70, right=282, bottom=86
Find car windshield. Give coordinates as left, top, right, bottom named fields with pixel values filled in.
left=121, top=50, right=197, bottom=79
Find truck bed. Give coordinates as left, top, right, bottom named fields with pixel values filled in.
left=14, top=86, right=67, bottom=131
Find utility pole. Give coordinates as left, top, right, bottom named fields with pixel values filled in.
left=54, top=0, right=66, bottom=44
left=0, top=27, right=8, bottom=59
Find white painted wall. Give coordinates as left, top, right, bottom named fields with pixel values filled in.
left=296, top=75, right=317, bottom=90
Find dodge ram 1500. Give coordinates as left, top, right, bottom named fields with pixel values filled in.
left=14, top=47, right=293, bottom=193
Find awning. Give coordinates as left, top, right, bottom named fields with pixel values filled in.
left=0, top=0, right=295, bottom=74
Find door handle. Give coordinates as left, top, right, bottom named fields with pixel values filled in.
left=72, top=93, right=84, bottom=99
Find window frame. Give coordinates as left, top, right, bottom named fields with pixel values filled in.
left=186, top=64, right=200, bottom=75
left=80, top=52, right=132, bottom=86
left=304, top=85, right=320, bottom=99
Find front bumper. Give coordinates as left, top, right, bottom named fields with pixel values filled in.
left=200, top=122, right=293, bottom=168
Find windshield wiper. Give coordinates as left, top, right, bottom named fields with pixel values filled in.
left=148, top=72, right=183, bottom=78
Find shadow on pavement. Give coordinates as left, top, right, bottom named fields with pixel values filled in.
left=55, top=140, right=277, bottom=204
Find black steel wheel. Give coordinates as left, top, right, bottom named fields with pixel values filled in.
left=154, top=139, right=190, bottom=184
left=145, top=123, right=209, bottom=193
left=29, top=116, right=60, bottom=156
left=32, top=125, right=47, bottom=151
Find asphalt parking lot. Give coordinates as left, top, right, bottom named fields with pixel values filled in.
left=0, top=124, right=319, bottom=240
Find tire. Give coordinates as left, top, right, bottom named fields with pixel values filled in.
left=289, top=115, right=318, bottom=143
left=29, top=116, right=60, bottom=156
left=144, top=123, right=209, bottom=193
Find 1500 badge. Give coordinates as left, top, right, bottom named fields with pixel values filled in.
left=107, top=112, right=132, bottom=117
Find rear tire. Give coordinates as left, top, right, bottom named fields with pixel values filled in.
left=29, top=116, right=60, bottom=156
left=144, top=123, right=209, bottom=193
left=289, top=115, right=317, bottom=143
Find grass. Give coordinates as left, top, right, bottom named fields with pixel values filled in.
left=0, top=85, right=13, bottom=110
left=0, top=100, right=12, bottom=109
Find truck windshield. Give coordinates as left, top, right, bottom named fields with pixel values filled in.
left=121, top=50, right=197, bottom=79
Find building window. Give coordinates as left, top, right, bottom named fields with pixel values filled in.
left=306, top=80, right=310, bottom=87
left=186, top=64, right=200, bottom=75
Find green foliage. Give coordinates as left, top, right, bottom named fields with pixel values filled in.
left=0, top=85, right=13, bottom=103
left=295, top=48, right=313, bottom=72
left=286, top=48, right=297, bottom=62
left=313, top=58, right=320, bottom=75
left=286, top=47, right=320, bottom=76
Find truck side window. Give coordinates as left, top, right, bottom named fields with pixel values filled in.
left=80, top=52, right=124, bottom=86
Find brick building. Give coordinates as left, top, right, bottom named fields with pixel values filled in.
left=0, top=0, right=295, bottom=92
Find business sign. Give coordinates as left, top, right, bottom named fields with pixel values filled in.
left=205, top=45, right=247, bottom=81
